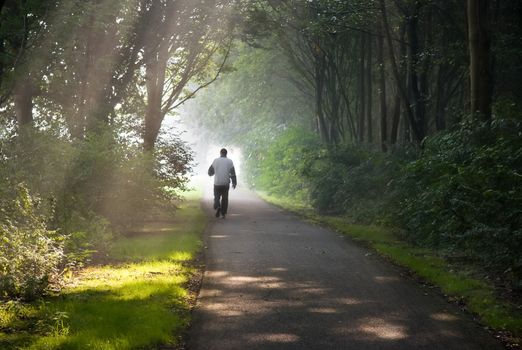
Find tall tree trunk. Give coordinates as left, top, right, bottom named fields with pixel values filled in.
left=143, top=109, right=162, bottom=152
left=390, top=93, right=401, bottom=145
left=358, top=34, right=366, bottom=142
left=366, top=32, right=373, bottom=143
left=435, top=65, right=447, bottom=131
left=327, top=57, right=341, bottom=145
left=467, top=0, right=492, bottom=121
left=144, top=81, right=165, bottom=152
left=405, top=6, right=426, bottom=141
left=143, top=33, right=169, bottom=151
left=314, top=49, right=328, bottom=143
left=379, top=0, right=422, bottom=143
left=377, top=27, right=387, bottom=151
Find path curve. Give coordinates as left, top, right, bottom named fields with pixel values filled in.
left=188, top=188, right=502, bottom=350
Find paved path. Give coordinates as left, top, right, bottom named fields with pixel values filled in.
left=188, top=188, right=503, bottom=349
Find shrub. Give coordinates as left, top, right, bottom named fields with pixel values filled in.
left=0, top=184, right=64, bottom=300
left=0, top=124, right=194, bottom=299
left=255, top=128, right=321, bottom=201
left=305, top=145, right=408, bottom=220
left=395, top=114, right=522, bottom=286
left=249, top=129, right=410, bottom=221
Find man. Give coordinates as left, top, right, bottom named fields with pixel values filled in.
left=208, top=148, right=237, bottom=218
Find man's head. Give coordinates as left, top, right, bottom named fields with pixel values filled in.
left=220, top=148, right=227, bottom=157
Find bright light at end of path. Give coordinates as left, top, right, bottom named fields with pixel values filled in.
left=186, top=145, right=243, bottom=195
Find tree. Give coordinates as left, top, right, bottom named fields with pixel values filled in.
left=141, top=0, right=233, bottom=151
left=0, top=0, right=58, bottom=125
left=39, top=0, right=149, bottom=138
left=467, top=0, right=492, bottom=121
left=182, top=42, right=313, bottom=145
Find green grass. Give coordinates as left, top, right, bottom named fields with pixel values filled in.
left=259, top=192, right=522, bottom=340
left=0, top=191, right=206, bottom=350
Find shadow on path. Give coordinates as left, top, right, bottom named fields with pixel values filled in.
left=188, top=188, right=502, bottom=350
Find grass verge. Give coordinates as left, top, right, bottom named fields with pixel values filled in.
left=0, top=190, right=206, bottom=350
left=259, top=192, right=522, bottom=344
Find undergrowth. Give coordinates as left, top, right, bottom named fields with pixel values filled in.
left=0, top=191, right=205, bottom=350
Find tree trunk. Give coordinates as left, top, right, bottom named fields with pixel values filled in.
left=377, top=27, right=387, bottom=151
left=435, top=65, right=447, bottom=131
left=379, top=0, right=422, bottom=143
left=327, top=56, right=341, bottom=145
left=405, top=7, right=426, bottom=142
left=314, top=48, right=328, bottom=143
left=144, top=72, right=165, bottom=151
left=358, top=34, right=366, bottom=142
left=467, top=0, right=492, bottom=121
left=366, top=32, right=373, bottom=143
left=144, top=109, right=162, bottom=152
left=390, top=93, right=401, bottom=145
left=143, top=29, right=170, bottom=151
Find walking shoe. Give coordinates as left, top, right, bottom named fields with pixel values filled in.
left=221, top=214, right=226, bottom=219
left=215, top=207, right=221, bottom=217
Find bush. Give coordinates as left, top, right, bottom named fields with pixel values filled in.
left=0, top=184, right=64, bottom=300
left=250, top=129, right=408, bottom=221
left=0, top=124, right=194, bottom=299
left=395, top=114, right=522, bottom=286
left=254, top=128, right=321, bottom=201
left=305, top=146, right=409, bottom=220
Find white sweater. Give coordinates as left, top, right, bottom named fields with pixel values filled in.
left=208, top=157, right=237, bottom=186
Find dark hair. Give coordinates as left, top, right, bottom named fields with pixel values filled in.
left=220, top=148, right=227, bottom=156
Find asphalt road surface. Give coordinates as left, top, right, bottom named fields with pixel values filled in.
left=187, top=187, right=503, bottom=350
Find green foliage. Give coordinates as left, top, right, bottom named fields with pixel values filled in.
left=251, top=128, right=409, bottom=221
left=0, top=184, right=64, bottom=300
left=305, top=146, right=408, bottom=219
left=182, top=42, right=314, bottom=149
left=0, top=124, right=193, bottom=299
left=0, top=195, right=205, bottom=350
left=250, top=111, right=522, bottom=289
left=253, top=128, right=321, bottom=201
left=395, top=113, right=522, bottom=285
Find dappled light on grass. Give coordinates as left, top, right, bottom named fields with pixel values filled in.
left=169, top=251, right=193, bottom=261
left=110, top=201, right=204, bottom=262
left=0, top=197, right=206, bottom=350
left=29, top=286, right=186, bottom=350
left=66, top=262, right=188, bottom=300
left=7, top=263, right=190, bottom=350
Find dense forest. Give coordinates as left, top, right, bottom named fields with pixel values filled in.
left=185, top=0, right=522, bottom=293
left=0, top=0, right=521, bottom=342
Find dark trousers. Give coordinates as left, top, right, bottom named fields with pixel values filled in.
left=213, top=185, right=230, bottom=214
